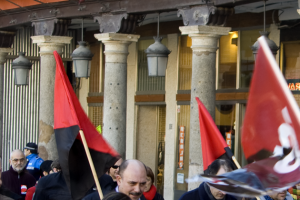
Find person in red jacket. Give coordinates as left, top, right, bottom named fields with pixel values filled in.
left=25, top=160, right=53, bottom=200
left=1, top=150, right=36, bottom=200
left=143, top=166, right=164, bottom=200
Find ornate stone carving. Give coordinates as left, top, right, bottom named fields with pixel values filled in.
left=0, top=31, right=15, bottom=48
left=32, top=18, right=71, bottom=36
left=94, top=13, right=145, bottom=34
left=178, top=5, right=234, bottom=26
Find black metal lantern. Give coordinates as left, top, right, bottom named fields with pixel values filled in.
left=71, top=19, right=94, bottom=78
left=11, top=52, right=32, bottom=85
left=71, top=41, right=94, bottom=78
left=145, top=13, right=171, bottom=76
left=251, top=1, right=279, bottom=60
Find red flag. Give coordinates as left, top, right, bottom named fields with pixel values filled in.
left=53, top=51, right=119, bottom=200
left=196, top=97, right=234, bottom=172
left=242, top=36, right=300, bottom=166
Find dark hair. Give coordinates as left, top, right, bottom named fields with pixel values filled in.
left=40, top=160, right=53, bottom=177
left=146, top=166, right=154, bottom=184
left=118, top=160, right=147, bottom=177
left=103, top=192, right=131, bottom=200
left=207, top=159, right=234, bottom=175
left=51, top=159, right=61, bottom=171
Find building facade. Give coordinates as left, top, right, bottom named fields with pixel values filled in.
left=0, top=0, right=300, bottom=200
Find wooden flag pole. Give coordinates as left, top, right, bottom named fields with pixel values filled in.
left=79, top=130, right=104, bottom=200
left=232, top=156, right=241, bottom=169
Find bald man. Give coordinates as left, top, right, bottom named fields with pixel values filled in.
left=2, top=150, right=36, bottom=200
left=83, top=159, right=147, bottom=200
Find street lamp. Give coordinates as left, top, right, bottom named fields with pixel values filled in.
left=145, top=13, right=171, bottom=76
left=71, top=19, right=94, bottom=78
left=12, top=52, right=32, bottom=86
left=251, top=1, right=279, bottom=60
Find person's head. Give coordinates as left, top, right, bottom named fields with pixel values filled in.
left=116, top=159, right=147, bottom=200
left=50, top=159, right=61, bottom=173
left=103, top=192, right=131, bottom=200
left=269, top=191, right=287, bottom=200
left=207, top=159, right=234, bottom=200
left=40, top=160, right=53, bottom=177
left=109, top=158, right=123, bottom=181
left=144, top=166, right=154, bottom=192
left=10, top=149, right=27, bottom=174
left=24, top=142, right=38, bottom=157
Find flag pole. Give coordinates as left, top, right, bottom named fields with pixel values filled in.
left=79, top=130, right=104, bottom=199
left=231, top=156, right=241, bottom=169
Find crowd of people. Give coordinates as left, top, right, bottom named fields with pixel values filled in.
left=0, top=142, right=297, bottom=200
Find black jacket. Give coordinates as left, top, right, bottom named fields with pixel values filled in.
left=0, top=185, right=22, bottom=200
left=179, top=182, right=237, bottom=200
left=33, top=172, right=72, bottom=200
left=1, top=166, right=36, bottom=200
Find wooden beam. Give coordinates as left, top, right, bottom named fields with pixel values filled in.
left=176, top=94, right=191, bottom=101
left=87, top=96, right=103, bottom=104
left=216, top=92, right=248, bottom=101
left=135, top=94, right=165, bottom=102
left=176, top=92, right=249, bottom=102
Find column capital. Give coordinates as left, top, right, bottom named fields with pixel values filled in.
left=31, top=35, right=72, bottom=45
left=94, top=33, right=140, bottom=43
left=179, top=25, right=231, bottom=36
left=31, top=35, right=72, bottom=55
left=0, top=48, right=13, bottom=65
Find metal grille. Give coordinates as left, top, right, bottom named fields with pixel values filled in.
left=1, top=27, right=76, bottom=170
left=178, top=36, right=192, bottom=90
left=88, top=106, right=103, bottom=128
left=137, top=38, right=167, bottom=92
left=158, top=106, right=166, bottom=147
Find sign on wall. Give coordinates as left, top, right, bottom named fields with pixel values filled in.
left=287, top=79, right=300, bottom=94
left=178, top=126, right=185, bottom=169
left=226, top=131, right=232, bottom=149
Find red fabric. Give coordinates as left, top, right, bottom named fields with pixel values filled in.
left=241, top=36, right=300, bottom=160
left=196, top=97, right=228, bottom=171
left=25, top=186, right=36, bottom=200
left=143, top=185, right=157, bottom=200
left=53, top=51, right=118, bottom=156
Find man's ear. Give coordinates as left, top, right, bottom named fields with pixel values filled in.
left=116, top=175, right=122, bottom=185
left=9, top=159, right=12, bottom=165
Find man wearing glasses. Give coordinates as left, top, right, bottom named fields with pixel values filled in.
left=1, top=150, right=36, bottom=200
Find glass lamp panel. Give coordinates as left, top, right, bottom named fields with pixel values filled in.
left=147, top=57, right=158, bottom=76
left=14, top=68, right=29, bottom=85
left=74, top=60, right=90, bottom=78
left=157, top=57, right=168, bottom=76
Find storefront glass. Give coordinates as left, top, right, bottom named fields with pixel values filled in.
left=215, top=104, right=236, bottom=152
left=218, top=31, right=238, bottom=89
left=178, top=36, right=192, bottom=90
left=240, top=29, right=262, bottom=88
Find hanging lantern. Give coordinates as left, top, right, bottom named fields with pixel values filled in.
left=145, top=13, right=171, bottom=77
left=145, top=37, right=171, bottom=76
left=71, top=41, right=94, bottom=78
left=251, top=31, right=279, bottom=60
left=11, top=52, right=32, bottom=85
left=251, top=1, right=279, bottom=60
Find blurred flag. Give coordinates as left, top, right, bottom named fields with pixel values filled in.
left=53, top=51, right=119, bottom=200
left=187, top=36, right=300, bottom=197
left=196, top=97, right=238, bottom=173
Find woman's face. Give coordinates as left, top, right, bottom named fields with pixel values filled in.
left=144, top=176, right=152, bottom=192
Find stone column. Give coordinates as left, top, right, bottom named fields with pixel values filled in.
left=0, top=48, right=13, bottom=158
left=179, top=26, right=231, bottom=190
left=94, top=33, right=139, bottom=158
left=164, top=34, right=179, bottom=200
left=31, top=35, right=72, bottom=160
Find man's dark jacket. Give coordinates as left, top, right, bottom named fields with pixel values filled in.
left=179, top=182, right=237, bottom=200
left=0, top=185, right=22, bottom=200
left=83, top=174, right=146, bottom=200
left=1, top=166, right=36, bottom=200
left=33, top=171, right=72, bottom=200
